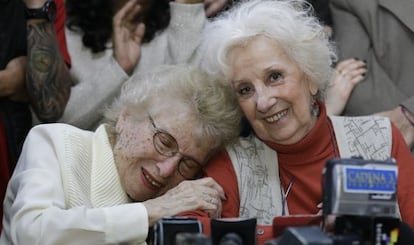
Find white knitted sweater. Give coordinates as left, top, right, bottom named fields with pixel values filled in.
left=1, top=124, right=148, bottom=244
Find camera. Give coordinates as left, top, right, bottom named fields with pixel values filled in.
left=153, top=217, right=257, bottom=245
left=265, top=226, right=332, bottom=245
left=175, top=233, right=211, bottom=245
left=211, top=217, right=257, bottom=245
left=322, top=157, right=401, bottom=244
left=267, top=157, right=408, bottom=245
left=322, top=157, right=398, bottom=218
left=153, top=217, right=203, bottom=245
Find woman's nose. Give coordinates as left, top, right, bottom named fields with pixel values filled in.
left=256, top=86, right=277, bottom=113
left=156, top=155, right=180, bottom=178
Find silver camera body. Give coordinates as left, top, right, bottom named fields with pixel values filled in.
left=322, top=158, right=399, bottom=218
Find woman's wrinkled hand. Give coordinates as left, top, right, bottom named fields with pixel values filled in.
left=326, top=58, right=367, bottom=116
left=143, top=177, right=226, bottom=226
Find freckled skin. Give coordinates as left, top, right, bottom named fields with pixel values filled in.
left=113, top=109, right=213, bottom=202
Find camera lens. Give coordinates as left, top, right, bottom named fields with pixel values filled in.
left=219, top=232, right=243, bottom=245
left=175, top=232, right=211, bottom=245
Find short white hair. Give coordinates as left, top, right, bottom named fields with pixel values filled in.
left=200, top=0, right=337, bottom=99
left=104, top=65, right=242, bottom=150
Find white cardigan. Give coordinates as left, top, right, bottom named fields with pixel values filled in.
left=58, top=2, right=206, bottom=130
left=1, top=124, right=148, bottom=245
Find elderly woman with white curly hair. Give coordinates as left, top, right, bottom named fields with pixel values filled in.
left=181, top=0, right=414, bottom=243
left=0, top=65, right=242, bottom=244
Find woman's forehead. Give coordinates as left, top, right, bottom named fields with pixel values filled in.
left=153, top=110, right=197, bottom=132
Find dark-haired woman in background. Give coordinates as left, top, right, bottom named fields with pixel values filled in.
left=65, top=0, right=171, bottom=54
left=60, top=0, right=232, bottom=130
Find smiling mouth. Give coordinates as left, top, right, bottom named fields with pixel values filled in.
left=141, top=167, right=163, bottom=190
left=265, top=109, right=288, bottom=123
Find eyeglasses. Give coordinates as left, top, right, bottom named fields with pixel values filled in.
left=148, top=115, right=204, bottom=180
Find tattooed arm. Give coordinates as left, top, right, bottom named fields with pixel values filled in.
left=26, top=18, right=72, bottom=122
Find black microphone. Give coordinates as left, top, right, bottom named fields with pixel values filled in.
left=211, top=218, right=256, bottom=245
left=398, top=222, right=414, bottom=245
left=266, top=221, right=414, bottom=245
left=219, top=232, right=243, bottom=245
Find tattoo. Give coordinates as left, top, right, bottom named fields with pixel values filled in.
left=26, top=21, right=71, bottom=122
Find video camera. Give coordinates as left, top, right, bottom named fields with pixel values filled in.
left=322, top=157, right=398, bottom=218
left=322, top=157, right=400, bottom=244
left=268, top=157, right=403, bottom=245
left=153, top=217, right=256, bottom=245
left=153, top=217, right=204, bottom=245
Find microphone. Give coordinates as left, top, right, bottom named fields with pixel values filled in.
left=211, top=218, right=256, bottom=245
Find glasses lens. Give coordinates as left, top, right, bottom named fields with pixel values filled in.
left=178, top=159, right=202, bottom=179
left=153, top=131, right=178, bottom=157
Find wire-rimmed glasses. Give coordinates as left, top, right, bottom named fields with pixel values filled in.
left=148, top=115, right=203, bottom=180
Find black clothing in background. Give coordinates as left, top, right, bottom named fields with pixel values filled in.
left=308, top=0, right=332, bottom=26
left=0, top=0, right=32, bottom=168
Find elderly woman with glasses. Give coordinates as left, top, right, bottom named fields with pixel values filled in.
left=0, top=65, right=242, bottom=244
left=179, top=0, right=414, bottom=244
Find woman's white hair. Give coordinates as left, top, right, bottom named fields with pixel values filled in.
left=200, top=0, right=337, bottom=100
left=104, top=65, right=242, bottom=151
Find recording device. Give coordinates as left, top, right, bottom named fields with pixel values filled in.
left=265, top=221, right=414, bottom=245
left=154, top=217, right=203, bottom=245
left=175, top=233, right=211, bottom=245
left=322, top=157, right=398, bottom=218
left=322, top=157, right=401, bottom=244
left=265, top=226, right=333, bottom=245
left=211, top=217, right=257, bottom=245
left=153, top=217, right=258, bottom=245
left=266, top=157, right=406, bottom=245
left=272, top=214, right=322, bottom=237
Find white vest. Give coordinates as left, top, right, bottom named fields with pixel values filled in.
left=226, top=116, right=392, bottom=225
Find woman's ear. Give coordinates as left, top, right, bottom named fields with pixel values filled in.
left=309, top=81, right=319, bottom=96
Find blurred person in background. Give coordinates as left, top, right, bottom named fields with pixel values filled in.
left=60, top=0, right=234, bottom=130
left=0, top=0, right=71, bottom=231
left=330, top=0, right=414, bottom=151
